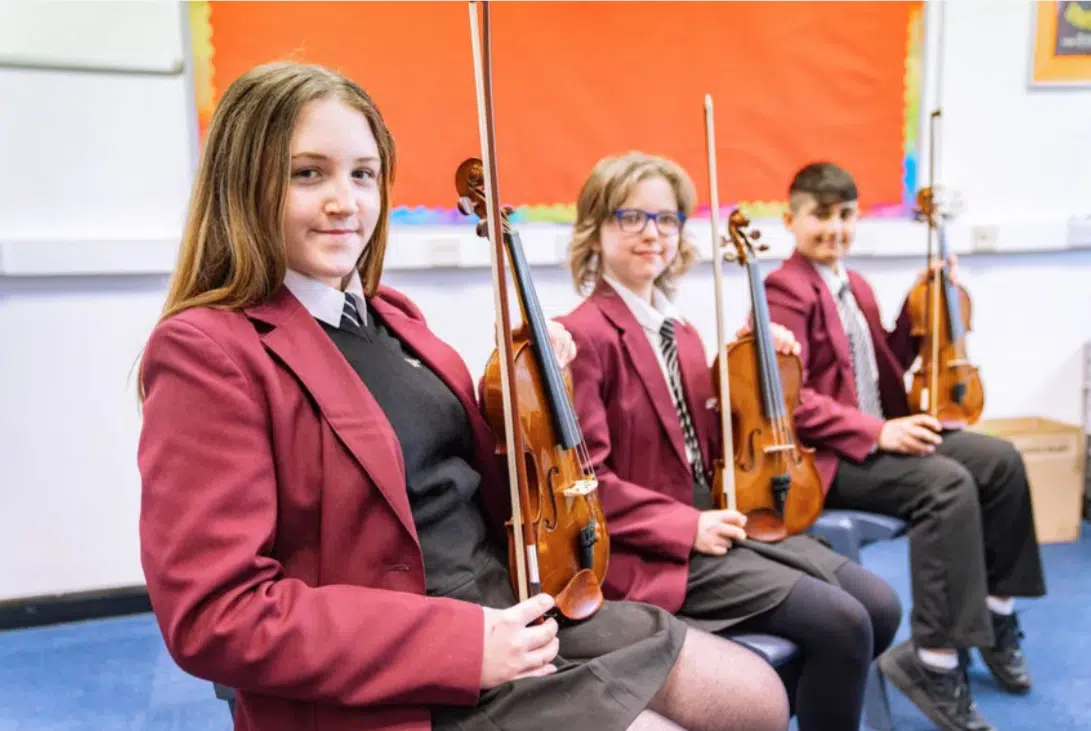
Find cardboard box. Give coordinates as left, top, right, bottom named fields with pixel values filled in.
left=972, top=417, right=1085, bottom=543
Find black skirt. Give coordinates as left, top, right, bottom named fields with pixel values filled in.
left=430, top=547, right=686, bottom=731
left=677, top=534, right=849, bottom=634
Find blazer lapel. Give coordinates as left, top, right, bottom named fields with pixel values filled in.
left=244, top=288, right=418, bottom=543
left=786, top=250, right=854, bottom=375
left=368, top=296, right=499, bottom=465
left=592, top=286, right=690, bottom=469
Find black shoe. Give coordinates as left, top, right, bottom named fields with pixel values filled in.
left=979, top=611, right=1032, bottom=694
left=878, top=640, right=995, bottom=731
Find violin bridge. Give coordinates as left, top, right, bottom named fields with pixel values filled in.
left=761, top=444, right=795, bottom=454
left=563, top=479, right=598, bottom=498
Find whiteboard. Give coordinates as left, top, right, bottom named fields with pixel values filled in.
left=0, top=0, right=184, bottom=74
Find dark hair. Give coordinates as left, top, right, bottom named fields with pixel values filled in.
left=788, top=162, right=858, bottom=211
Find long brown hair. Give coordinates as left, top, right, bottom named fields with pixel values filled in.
left=161, top=61, right=396, bottom=322
left=136, top=62, right=396, bottom=402
left=567, top=152, right=698, bottom=298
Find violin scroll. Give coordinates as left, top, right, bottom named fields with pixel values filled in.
left=914, top=185, right=961, bottom=228
left=724, top=209, right=769, bottom=262
left=454, top=157, right=517, bottom=238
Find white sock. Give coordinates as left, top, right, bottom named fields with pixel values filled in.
left=987, top=596, right=1015, bottom=615
left=917, top=648, right=959, bottom=671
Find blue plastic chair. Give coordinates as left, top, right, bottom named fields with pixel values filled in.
left=213, top=682, right=235, bottom=719
left=727, top=632, right=802, bottom=718
left=811, top=509, right=908, bottom=731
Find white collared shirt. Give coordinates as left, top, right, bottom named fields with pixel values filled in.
left=283, top=268, right=367, bottom=327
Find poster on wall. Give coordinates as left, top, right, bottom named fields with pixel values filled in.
left=1030, top=1, right=1091, bottom=87
left=187, top=1, right=924, bottom=227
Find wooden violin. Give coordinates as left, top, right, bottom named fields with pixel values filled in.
left=703, top=96, right=825, bottom=542
left=906, top=110, right=984, bottom=428
left=458, top=0, right=608, bottom=622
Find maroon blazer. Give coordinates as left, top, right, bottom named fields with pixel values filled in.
left=557, top=283, right=718, bottom=614
left=138, top=285, right=509, bottom=731
left=763, top=250, right=917, bottom=491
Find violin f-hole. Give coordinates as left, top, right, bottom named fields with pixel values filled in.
left=739, top=429, right=761, bottom=472
left=543, top=463, right=560, bottom=531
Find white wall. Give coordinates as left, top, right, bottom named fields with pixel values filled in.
left=1, top=0, right=1089, bottom=601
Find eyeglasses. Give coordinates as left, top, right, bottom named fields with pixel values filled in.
left=613, top=208, right=685, bottom=236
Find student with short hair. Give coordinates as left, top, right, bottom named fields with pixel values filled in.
left=763, top=161, right=1047, bottom=731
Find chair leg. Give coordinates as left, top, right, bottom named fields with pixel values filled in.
left=863, top=662, right=894, bottom=731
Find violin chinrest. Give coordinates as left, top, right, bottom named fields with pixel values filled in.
left=553, top=568, right=604, bottom=622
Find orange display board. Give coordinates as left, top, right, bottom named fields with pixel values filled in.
left=188, top=1, right=924, bottom=223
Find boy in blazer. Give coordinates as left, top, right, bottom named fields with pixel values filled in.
left=137, top=62, right=791, bottom=731
left=559, top=152, right=903, bottom=731
left=763, top=162, right=1047, bottom=731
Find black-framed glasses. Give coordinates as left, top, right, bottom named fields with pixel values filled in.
left=613, top=208, right=686, bottom=236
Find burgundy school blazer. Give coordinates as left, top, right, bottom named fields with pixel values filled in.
left=138, top=285, right=510, bottom=731
left=762, top=250, right=917, bottom=492
left=558, top=283, right=719, bottom=614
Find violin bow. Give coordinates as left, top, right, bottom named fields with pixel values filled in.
left=466, top=0, right=536, bottom=602
left=703, top=94, right=738, bottom=512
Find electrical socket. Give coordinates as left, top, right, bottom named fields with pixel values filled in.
left=1067, top=218, right=1091, bottom=249
left=970, top=225, right=999, bottom=252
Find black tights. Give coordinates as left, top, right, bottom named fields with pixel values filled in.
left=735, top=561, right=902, bottom=731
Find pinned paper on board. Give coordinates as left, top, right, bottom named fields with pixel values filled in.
left=1030, top=1, right=1091, bottom=87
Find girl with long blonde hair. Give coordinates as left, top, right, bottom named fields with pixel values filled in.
left=137, top=63, right=789, bottom=731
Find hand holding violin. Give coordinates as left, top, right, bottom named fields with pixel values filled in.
left=493, top=320, right=577, bottom=369
left=734, top=323, right=801, bottom=356
left=546, top=320, right=577, bottom=369
left=913, top=254, right=960, bottom=287
left=480, top=593, right=560, bottom=689
left=693, top=509, right=749, bottom=556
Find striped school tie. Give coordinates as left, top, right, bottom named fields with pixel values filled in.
left=836, top=282, right=884, bottom=419
left=340, top=294, right=369, bottom=340
left=658, top=318, right=710, bottom=490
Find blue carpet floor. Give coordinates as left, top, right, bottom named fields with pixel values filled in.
left=1, top=525, right=1087, bottom=730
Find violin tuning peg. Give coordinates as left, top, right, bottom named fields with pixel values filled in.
left=501, top=204, right=515, bottom=216
left=751, top=230, right=762, bottom=241
left=722, top=249, right=737, bottom=263
left=457, top=197, right=474, bottom=216
left=757, top=242, right=770, bottom=253
left=475, top=220, right=489, bottom=238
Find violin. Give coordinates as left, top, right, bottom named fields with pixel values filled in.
left=457, top=0, right=608, bottom=622
left=905, top=110, right=984, bottom=428
left=703, top=96, right=825, bottom=542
